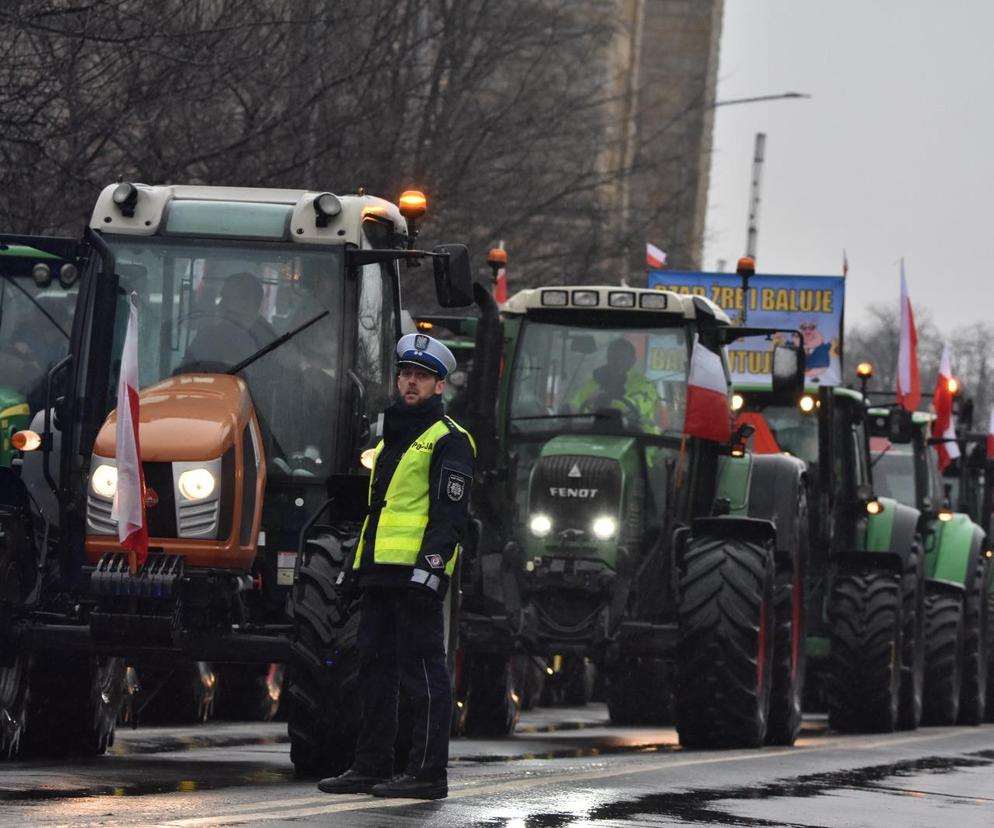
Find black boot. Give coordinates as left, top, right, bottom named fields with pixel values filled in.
left=317, top=768, right=390, bottom=794
left=370, top=772, right=448, bottom=800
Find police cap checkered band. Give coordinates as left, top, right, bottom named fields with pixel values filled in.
left=396, top=333, right=457, bottom=378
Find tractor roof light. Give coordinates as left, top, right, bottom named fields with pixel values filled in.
left=487, top=247, right=508, bottom=266
left=11, top=430, right=41, bottom=452
left=937, top=509, right=954, bottom=522
left=736, top=256, right=756, bottom=276
left=608, top=291, right=635, bottom=308
left=313, top=192, right=342, bottom=227
left=856, top=361, right=874, bottom=379
left=112, top=182, right=139, bottom=217
left=799, top=394, right=816, bottom=413
left=865, top=499, right=883, bottom=516
left=398, top=190, right=427, bottom=221
left=947, top=377, right=960, bottom=396
left=639, top=292, right=669, bottom=310
left=541, top=289, right=568, bottom=307
left=571, top=290, right=599, bottom=307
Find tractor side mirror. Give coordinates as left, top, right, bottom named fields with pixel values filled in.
left=771, top=343, right=805, bottom=395
left=432, top=244, right=473, bottom=308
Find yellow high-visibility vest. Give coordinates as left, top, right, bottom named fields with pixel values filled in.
left=353, top=416, right=475, bottom=575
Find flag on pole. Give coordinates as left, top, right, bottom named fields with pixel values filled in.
left=931, top=343, right=960, bottom=471
left=494, top=266, right=508, bottom=304
left=684, top=335, right=731, bottom=443
left=988, top=408, right=994, bottom=460
left=842, top=249, right=849, bottom=277
left=111, top=291, right=148, bottom=571
left=646, top=243, right=667, bottom=269
left=896, top=260, right=920, bottom=411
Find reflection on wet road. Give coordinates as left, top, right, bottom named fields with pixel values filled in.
left=0, top=707, right=992, bottom=826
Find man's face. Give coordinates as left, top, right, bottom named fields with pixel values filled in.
left=397, top=365, right=445, bottom=405
left=799, top=321, right=823, bottom=350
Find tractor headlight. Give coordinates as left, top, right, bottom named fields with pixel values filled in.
left=591, top=516, right=617, bottom=540
left=529, top=513, right=552, bottom=538
left=91, top=464, right=118, bottom=498
left=177, top=468, right=216, bottom=501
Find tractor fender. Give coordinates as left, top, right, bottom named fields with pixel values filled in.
left=679, top=516, right=776, bottom=572
left=864, top=496, right=920, bottom=569
left=924, top=577, right=966, bottom=597
left=927, top=513, right=985, bottom=588
left=742, top=453, right=807, bottom=568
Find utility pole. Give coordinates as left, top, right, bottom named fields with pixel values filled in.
left=745, top=132, right=766, bottom=259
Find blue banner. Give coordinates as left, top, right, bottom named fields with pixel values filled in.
left=647, top=271, right=845, bottom=388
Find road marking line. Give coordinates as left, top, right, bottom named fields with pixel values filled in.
left=147, top=726, right=994, bottom=826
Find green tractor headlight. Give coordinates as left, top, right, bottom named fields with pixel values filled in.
left=529, top=513, right=553, bottom=538
left=591, top=516, right=617, bottom=540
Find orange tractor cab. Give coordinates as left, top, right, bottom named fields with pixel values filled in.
left=0, top=184, right=472, bottom=769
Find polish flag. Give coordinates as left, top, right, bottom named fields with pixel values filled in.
left=931, top=343, right=960, bottom=471
left=495, top=267, right=508, bottom=304
left=685, top=335, right=731, bottom=443
left=111, top=291, right=148, bottom=570
left=646, top=243, right=667, bottom=269
left=842, top=249, right=849, bottom=277
left=987, top=408, right=994, bottom=460
left=896, top=261, right=920, bottom=412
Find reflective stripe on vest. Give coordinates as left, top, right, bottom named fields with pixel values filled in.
left=353, top=415, right=476, bottom=574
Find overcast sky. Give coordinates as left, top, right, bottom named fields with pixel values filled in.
left=703, top=0, right=994, bottom=334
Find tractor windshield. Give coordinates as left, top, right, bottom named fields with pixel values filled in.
left=0, top=247, right=78, bottom=416
left=735, top=398, right=819, bottom=463
left=870, top=437, right=916, bottom=505
left=104, top=237, right=346, bottom=480
left=508, top=319, right=688, bottom=439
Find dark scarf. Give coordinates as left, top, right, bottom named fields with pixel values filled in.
left=382, top=394, right=445, bottom=448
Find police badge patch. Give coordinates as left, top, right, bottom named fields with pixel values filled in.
left=426, top=554, right=444, bottom=569
left=446, top=473, right=466, bottom=501
left=414, top=333, right=429, bottom=351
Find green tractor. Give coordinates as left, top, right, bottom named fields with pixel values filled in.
left=867, top=407, right=992, bottom=724
left=733, top=385, right=925, bottom=732
left=459, top=285, right=809, bottom=747
left=0, top=243, right=78, bottom=465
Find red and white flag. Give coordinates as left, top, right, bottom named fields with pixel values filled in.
left=494, top=267, right=508, bottom=304
left=646, top=243, right=667, bottom=269
left=896, top=261, right=920, bottom=412
left=111, top=291, right=148, bottom=570
left=931, top=343, right=960, bottom=471
left=685, top=335, right=731, bottom=443
left=842, top=249, right=849, bottom=277
left=987, top=408, right=994, bottom=460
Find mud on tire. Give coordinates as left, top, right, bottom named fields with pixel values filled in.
left=675, top=534, right=774, bottom=749
left=827, top=571, right=901, bottom=733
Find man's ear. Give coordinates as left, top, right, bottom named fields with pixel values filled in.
left=435, top=378, right=446, bottom=395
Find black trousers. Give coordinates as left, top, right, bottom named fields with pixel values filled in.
left=353, top=586, right=451, bottom=780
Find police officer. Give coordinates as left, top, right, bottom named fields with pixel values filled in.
left=318, top=333, right=475, bottom=801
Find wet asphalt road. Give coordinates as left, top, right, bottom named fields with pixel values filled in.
left=1, top=707, right=993, bottom=826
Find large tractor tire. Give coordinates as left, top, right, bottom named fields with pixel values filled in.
left=897, top=542, right=925, bottom=730
left=21, top=655, right=126, bottom=756
left=607, top=657, right=672, bottom=726
left=286, top=542, right=359, bottom=778
left=766, top=493, right=808, bottom=746
left=958, top=559, right=990, bottom=725
left=0, top=515, right=31, bottom=759
left=827, top=571, right=901, bottom=733
left=921, top=591, right=964, bottom=725
left=137, top=663, right=217, bottom=724
left=461, top=653, right=519, bottom=737
left=985, top=592, right=994, bottom=723
left=214, top=663, right=283, bottom=722
left=675, top=534, right=775, bottom=749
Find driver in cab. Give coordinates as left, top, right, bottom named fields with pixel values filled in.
left=571, top=338, right=660, bottom=429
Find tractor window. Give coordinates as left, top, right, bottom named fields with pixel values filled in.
left=870, top=437, right=916, bottom=505
left=356, top=259, right=399, bottom=418
left=0, top=256, right=78, bottom=416
left=508, top=320, right=688, bottom=438
left=104, top=237, right=345, bottom=481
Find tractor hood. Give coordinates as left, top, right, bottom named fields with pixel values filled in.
left=93, top=374, right=252, bottom=462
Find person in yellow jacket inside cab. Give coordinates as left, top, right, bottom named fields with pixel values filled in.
left=318, top=333, right=475, bottom=801
left=572, top=337, right=660, bottom=430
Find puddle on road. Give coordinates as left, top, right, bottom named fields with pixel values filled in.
left=108, top=730, right=289, bottom=756
left=470, top=750, right=994, bottom=827
left=457, top=741, right=679, bottom=764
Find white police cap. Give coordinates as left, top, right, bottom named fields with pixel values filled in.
left=396, top=333, right=457, bottom=378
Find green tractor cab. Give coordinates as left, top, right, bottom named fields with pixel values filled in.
left=867, top=407, right=991, bottom=725
left=460, top=285, right=809, bottom=747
